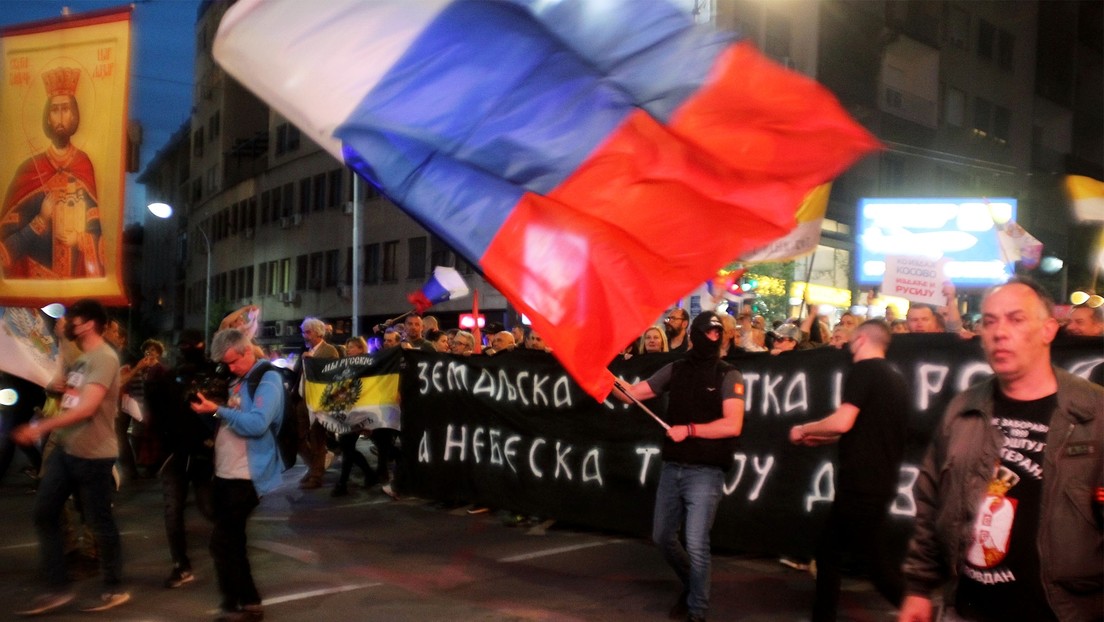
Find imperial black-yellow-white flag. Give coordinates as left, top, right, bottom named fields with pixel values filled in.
left=302, top=347, right=401, bottom=434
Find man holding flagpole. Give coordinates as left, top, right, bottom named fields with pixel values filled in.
left=616, top=311, right=745, bottom=622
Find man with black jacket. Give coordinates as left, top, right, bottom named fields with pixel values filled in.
left=616, top=311, right=745, bottom=622
left=898, top=279, right=1103, bottom=622
left=152, top=332, right=218, bottom=589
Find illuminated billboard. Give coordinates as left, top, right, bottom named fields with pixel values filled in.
left=856, top=197, right=1015, bottom=288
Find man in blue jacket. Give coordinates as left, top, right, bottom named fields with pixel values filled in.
left=190, top=329, right=283, bottom=622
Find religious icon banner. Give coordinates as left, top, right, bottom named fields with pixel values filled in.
left=0, top=7, right=132, bottom=306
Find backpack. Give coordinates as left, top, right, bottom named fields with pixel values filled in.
left=244, top=361, right=298, bottom=471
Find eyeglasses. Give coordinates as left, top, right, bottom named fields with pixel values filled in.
left=664, top=315, right=687, bottom=323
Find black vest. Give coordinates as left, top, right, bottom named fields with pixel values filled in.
left=662, top=359, right=738, bottom=470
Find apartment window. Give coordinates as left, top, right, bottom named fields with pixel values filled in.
left=208, top=112, right=220, bottom=142
left=280, top=258, right=291, bottom=293
left=973, top=97, right=993, bottom=136
left=258, top=262, right=268, bottom=295
left=247, top=197, right=257, bottom=229
left=408, top=236, right=427, bottom=280
left=363, top=243, right=380, bottom=284
left=295, top=254, right=308, bottom=290
left=325, top=249, right=339, bottom=287
left=382, top=240, right=399, bottom=282
left=946, top=6, right=969, bottom=49
left=226, top=204, right=236, bottom=236
left=299, top=179, right=312, bottom=214
left=997, top=31, right=1014, bottom=71
left=992, top=105, right=1010, bottom=143
left=944, top=86, right=965, bottom=127
left=206, top=166, right=217, bottom=193
left=260, top=191, right=271, bottom=224
left=977, top=19, right=995, bottom=61
left=313, top=174, right=326, bottom=211
left=344, top=247, right=354, bottom=285
left=328, top=169, right=344, bottom=208
left=193, top=129, right=204, bottom=158
left=308, top=252, right=324, bottom=290
left=274, top=123, right=300, bottom=156
left=430, top=236, right=453, bottom=268
left=271, top=188, right=282, bottom=222
left=282, top=183, right=294, bottom=218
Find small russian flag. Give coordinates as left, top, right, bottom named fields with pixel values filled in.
left=408, top=266, right=470, bottom=314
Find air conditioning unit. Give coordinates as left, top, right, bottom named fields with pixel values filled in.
left=291, top=214, right=302, bottom=226
left=284, top=323, right=297, bottom=337
left=280, top=216, right=290, bottom=229
left=275, top=320, right=287, bottom=335
left=337, top=284, right=351, bottom=298
left=243, top=227, right=254, bottom=239
left=342, top=201, right=355, bottom=215
left=277, top=292, right=289, bottom=303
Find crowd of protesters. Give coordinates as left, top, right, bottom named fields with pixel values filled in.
left=1, top=282, right=1101, bottom=621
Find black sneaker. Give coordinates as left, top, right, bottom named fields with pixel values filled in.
left=164, top=567, right=195, bottom=588
left=79, top=591, right=130, bottom=612
left=15, top=591, right=75, bottom=616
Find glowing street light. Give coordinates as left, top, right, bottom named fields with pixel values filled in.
left=147, top=202, right=212, bottom=346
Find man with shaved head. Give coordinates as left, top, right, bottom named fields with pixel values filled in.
left=899, top=279, right=1103, bottom=622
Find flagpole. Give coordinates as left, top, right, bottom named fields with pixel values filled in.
left=471, top=289, right=482, bottom=354
left=612, top=379, right=670, bottom=431
left=799, top=254, right=815, bottom=320
left=352, top=174, right=361, bottom=337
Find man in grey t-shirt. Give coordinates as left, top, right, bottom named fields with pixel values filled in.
left=13, top=299, right=129, bottom=615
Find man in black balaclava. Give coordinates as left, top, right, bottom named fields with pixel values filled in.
left=615, top=311, right=746, bottom=622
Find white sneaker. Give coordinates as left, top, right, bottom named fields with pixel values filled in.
left=80, top=591, right=130, bottom=612
left=15, top=591, right=75, bottom=616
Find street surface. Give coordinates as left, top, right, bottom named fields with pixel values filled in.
left=0, top=460, right=898, bottom=621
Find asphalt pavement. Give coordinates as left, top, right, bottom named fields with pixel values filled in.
left=0, top=459, right=898, bottom=622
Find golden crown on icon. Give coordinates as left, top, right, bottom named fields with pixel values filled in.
left=42, top=67, right=81, bottom=98
left=986, top=466, right=1020, bottom=497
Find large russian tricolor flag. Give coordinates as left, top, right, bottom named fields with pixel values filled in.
left=214, top=0, right=880, bottom=400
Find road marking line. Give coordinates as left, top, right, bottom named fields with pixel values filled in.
left=498, top=539, right=624, bottom=563
left=315, top=498, right=391, bottom=511
left=251, top=539, right=320, bottom=564
left=0, top=530, right=144, bottom=550
left=262, top=583, right=383, bottom=606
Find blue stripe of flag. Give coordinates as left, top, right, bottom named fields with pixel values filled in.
left=335, top=0, right=731, bottom=262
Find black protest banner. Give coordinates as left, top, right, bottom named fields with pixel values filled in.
left=398, top=337, right=1102, bottom=557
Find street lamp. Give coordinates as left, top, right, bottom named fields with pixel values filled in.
left=147, top=202, right=212, bottom=346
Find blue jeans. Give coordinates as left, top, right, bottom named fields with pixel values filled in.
left=653, top=462, right=725, bottom=618
left=34, top=450, right=122, bottom=589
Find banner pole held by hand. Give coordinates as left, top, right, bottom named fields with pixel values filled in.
left=612, top=379, right=670, bottom=431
